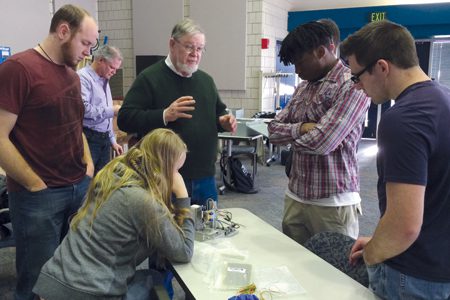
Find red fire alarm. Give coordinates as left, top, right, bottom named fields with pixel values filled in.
left=261, top=38, right=270, bottom=49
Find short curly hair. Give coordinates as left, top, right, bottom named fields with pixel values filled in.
left=279, top=21, right=333, bottom=66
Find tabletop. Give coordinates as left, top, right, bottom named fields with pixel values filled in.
left=218, top=120, right=263, bottom=141
left=171, top=208, right=378, bottom=300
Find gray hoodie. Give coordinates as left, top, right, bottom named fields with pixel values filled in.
left=33, top=186, right=194, bottom=299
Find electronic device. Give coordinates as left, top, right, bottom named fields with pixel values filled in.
left=190, top=200, right=239, bottom=241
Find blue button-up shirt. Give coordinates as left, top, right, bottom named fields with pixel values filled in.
left=78, top=65, right=116, bottom=145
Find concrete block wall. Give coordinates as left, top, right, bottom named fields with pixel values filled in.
left=260, top=0, right=290, bottom=112
left=217, top=0, right=262, bottom=117
left=96, top=0, right=291, bottom=115
left=97, top=0, right=134, bottom=97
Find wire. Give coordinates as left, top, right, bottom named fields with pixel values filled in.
left=216, top=209, right=243, bottom=229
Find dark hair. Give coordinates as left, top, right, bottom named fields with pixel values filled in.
left=317, top=18, right=340, bottom=47
left=279, top=21, right=333, bottom=66
left=340, top=20, right=419, bottom=69
left=49, top=4, right=91, bottom=33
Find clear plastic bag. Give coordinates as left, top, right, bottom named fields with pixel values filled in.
left=211, top=261, right=252, bottom=290
left=253, top=265, right=306, bottom=297
left=190, top=239, right=250, bottom=291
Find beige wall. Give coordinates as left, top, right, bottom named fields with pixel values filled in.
left=97, top=0, right=291, bottom=117
left=97, top=0, right=134, bottom=97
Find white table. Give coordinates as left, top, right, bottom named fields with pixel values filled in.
left=171, top=208, right=378, bottom=300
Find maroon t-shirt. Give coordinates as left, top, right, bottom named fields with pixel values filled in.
left=0, top=49, right=86, bottom=192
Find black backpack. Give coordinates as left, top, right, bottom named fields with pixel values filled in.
left=220, top=156, right=257, bottom=194
left=0, top=174, right=11, bottom=239
left=0, top=174, right=8, bottom=211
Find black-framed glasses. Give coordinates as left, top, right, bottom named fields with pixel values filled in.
left=174, top=39, right=206, bottom=54
left=351, top=60, right=378, bottom=84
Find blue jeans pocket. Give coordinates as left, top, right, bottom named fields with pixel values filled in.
left=367, top=263, right=385, bottom=299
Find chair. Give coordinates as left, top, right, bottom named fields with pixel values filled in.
left=304, top=231, right=369, bottom=287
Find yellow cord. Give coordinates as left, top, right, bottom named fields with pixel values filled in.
left=236, top=283, right=280, bottom=300
left=238, top=283, right=257, bottom=294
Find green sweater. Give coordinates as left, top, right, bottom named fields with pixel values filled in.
left=118, top=60, right=228, bottom=179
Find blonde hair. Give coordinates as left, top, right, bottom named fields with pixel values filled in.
left=71, top=128, right=189, bottom=241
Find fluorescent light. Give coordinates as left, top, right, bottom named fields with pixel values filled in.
left=433, top=35, right=450, bottom=38
left=395, top=0, right=450, bottom=4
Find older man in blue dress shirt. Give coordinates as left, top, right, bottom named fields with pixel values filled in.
left=78, top=45, right=124, bottom=174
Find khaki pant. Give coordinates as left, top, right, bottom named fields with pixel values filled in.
left=282, top=194, right=360, bottom=245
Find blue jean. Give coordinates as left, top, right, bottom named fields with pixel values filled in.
left=84, top=128, right=111, bottom=174
left=9, top=176, right=90, bottom=300
left=367, top=263, right=450, bottom=300
left=147, top=257, right=174, bottom=300
left=184, top=176, right=218, bottom=207
left=124, top=269, right=165, bottom=300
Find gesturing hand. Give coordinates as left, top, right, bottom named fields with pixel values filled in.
left=164, top=96, right=196, bottom=123
left=219, top=114, right=237, bottom=133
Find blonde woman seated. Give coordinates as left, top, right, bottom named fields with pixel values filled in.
left=33, top=128, right=194, bottom=300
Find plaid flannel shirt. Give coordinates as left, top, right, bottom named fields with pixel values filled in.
left=268, top=60, right=371, bottom=200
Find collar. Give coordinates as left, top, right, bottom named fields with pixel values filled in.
left=165, top=55, right=192, bottom=78
left=395, top=80, right=434, bottom=101
left=310, top=59, right=345, bottom=85
left=86, top=65, right=106, bottom=83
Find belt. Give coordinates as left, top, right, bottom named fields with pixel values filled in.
left=83, top=127, right=109, bottom=139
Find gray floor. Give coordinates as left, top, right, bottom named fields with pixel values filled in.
left=0, top=139, right=379, bottom=300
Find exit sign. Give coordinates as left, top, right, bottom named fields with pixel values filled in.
left=369, top=12, right=387, bottom=22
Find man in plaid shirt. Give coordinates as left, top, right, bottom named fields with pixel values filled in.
left=268, top=21, right=370, bottom=245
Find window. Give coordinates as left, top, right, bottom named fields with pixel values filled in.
left=429, top=40, right=450, bottom=88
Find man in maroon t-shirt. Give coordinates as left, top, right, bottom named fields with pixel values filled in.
left=0, top=5, right=97, bottom=300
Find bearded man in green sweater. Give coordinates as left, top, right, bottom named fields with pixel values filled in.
left=118, top=18, right=236, bottom=207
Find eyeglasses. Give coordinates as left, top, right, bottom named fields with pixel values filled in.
left=174, top=39, right=205, bottom=54
left=101, top=58, right=120, bottom=71
left=351, top=60, right=378, bottom=84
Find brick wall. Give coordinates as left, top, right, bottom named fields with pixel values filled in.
left=96, top=0, right=291, bottom=116
left=97, top=0, right=134, bottom=96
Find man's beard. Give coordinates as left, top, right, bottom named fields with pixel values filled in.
left=61, top=38, right=80, bottom=69
left=176, top=62, right=198, bottom=76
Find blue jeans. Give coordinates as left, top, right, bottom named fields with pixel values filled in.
left=84, top=128, right=111, bottom=174
left=184, top=176, right=218, bottom=207
left=367, top=263, right=450, bottom=300
left=9, top=176, right=90, bottom=300
left=124, top=269, right=165, bottom=300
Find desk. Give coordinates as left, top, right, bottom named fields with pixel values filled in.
left=218, top=121, right=263, bottom=157
left=242, top=118, right=281, bottom=166
left=171, top=208, right=378, bottom=300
